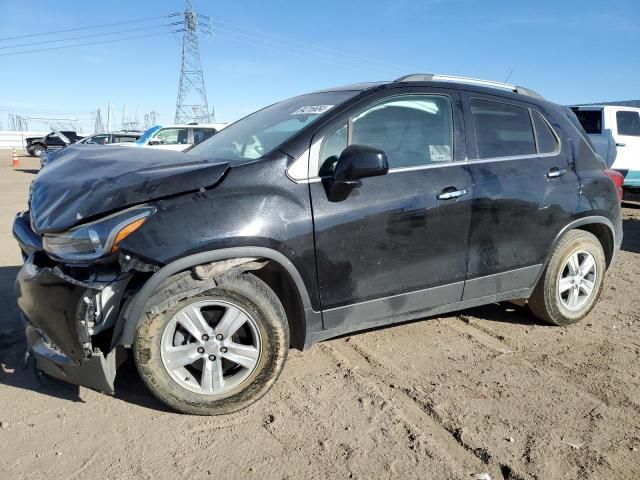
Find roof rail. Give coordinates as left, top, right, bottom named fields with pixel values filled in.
left=394, top=73, right=544, bottom=99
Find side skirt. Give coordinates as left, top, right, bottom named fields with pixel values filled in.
left=307, top=286, right=534, bottom=346
left=306, top=264, right=542, bottom=346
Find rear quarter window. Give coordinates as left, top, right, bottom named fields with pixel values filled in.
left=531, top=110, right=559, bottom=154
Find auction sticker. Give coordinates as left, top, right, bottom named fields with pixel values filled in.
left=291, top=105, right=334, bottom=115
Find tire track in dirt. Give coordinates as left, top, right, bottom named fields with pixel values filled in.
left=456, top=311, right=640, bottom=417
left=319, top=341, right=506, bottom=480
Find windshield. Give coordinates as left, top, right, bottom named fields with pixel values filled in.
left=135, top=125, right=162, bottom=145
left=188, top=91, right=357, bottom=162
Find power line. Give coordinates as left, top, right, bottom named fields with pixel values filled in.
left=0, top=14, right=179, bottom=42
left=0, top=30, right=183, bottom=57
left=0, top=23, right=181, bottom=51
left=213, top=31, right=391, bottom=73
left=211, top=17, right=408, bottom=71
left=213, top=27, right=392, bottom=72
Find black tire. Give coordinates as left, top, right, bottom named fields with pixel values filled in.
left=133, top=273, right=289, bottom=415
left=30, top=144, right=45, bottom=157
left=529, top=229, right=606, bottom=326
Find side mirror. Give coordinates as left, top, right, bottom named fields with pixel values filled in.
left=148, top=138, right=163, bottom=146
left=326, top=144, right=388, bottom=201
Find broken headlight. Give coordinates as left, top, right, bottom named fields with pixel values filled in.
left=43, top=205, right=155, bottom=261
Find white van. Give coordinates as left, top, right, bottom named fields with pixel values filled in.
left=571, top=105, right=640, bottom=191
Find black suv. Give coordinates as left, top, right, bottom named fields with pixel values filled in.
left=25, top=130, right=84, bottom=156
left=13, top=74, right=623, bottom=415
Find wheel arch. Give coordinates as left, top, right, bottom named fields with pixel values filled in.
left=115, top=247, right=315, bottom=350
left=532, top=215, right=616, bottom=289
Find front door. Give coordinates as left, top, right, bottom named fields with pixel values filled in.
left=309, top=88, right=473, bottom=331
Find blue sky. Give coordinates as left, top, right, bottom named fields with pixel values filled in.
left=0, top=0, right=639, bottom=132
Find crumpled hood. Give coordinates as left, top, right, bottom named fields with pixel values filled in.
left=29, top=145, right=229, bottom=233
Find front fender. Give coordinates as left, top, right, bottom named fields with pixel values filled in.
left=113, top=247, right=316, bottom=348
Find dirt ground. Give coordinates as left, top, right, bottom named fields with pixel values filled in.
left=1, top=150, right=639, bottom=480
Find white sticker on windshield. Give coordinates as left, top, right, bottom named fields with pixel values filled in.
left=291, top=105, right=334, bottom=115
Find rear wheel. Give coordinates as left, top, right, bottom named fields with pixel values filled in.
left=529, top=230, right=606, bottom=326
left=133, top=273, right=289, bottom=415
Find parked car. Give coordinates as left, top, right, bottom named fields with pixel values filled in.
left=25, top=130, right=84, bottom=156
left=14, top=74, right=623, bottom=415
left=40, top=131, right=142, bottom=168
left=570, top=105, right=640, bottom=191
left=116, top=123, right=227, bottom=151
left=78, top=131, right=142, bottom=145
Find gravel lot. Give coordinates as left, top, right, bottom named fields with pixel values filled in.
left=1, top=150, right=639, bottom=480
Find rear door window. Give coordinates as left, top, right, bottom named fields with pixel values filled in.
left=87, top=134, right=110, bottom=144
left=114, top=135, right=137, bottom=143
left=616, top=111, right=640, bottom=137
left=470, top=98, right=536, bottom=158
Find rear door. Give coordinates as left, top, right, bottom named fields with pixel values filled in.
left=461, top=93, right=579, bottom=299
left=309, top=87, right=474, bottom=330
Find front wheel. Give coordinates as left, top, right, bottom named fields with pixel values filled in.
left=528, top=229, right=606, bottom=326
left=133, top=273, right=289, bottom=415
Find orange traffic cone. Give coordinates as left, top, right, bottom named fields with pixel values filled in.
left=12, top=147, right=19, bottom=168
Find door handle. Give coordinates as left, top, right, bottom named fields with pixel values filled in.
left=616, top=143, right=626, bottom=147
left=547, top=167, right=567, bottom=179
left=437, top=188, right=468, bottom=200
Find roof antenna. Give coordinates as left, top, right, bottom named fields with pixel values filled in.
left=504, top=68, right=514, bottom=83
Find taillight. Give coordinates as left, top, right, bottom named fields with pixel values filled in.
left=604, top=169, right=624, bottom=201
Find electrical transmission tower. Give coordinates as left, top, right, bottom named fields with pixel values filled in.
left=94, top=108, right=105, bottom=133
left=175, top=1, right=213, bottom=124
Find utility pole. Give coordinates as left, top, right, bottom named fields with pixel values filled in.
left=174, top=0, right=213, bottom=124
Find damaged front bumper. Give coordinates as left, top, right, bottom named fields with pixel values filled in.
left=14, top=213, right=131, bottom=394
left=25, top=324, right=124, bottom=394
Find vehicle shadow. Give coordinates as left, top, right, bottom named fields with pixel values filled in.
left=0, top=265, right=169, bottom=412
left=15, top=168, right=39, bottom=175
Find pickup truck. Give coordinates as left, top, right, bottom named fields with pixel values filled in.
left=571, top=105, right=640, bottom=191
left=25, top=130, right=84, bottom=157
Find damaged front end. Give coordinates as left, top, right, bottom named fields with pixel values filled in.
left=13, top=148, right=232, bottom=394
left=13, top=207, right=158, bottom=394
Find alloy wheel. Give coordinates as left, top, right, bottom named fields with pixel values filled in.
left=557, top=250, right=597, bottom=312
left=160, top=300, right=262, bottom=395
